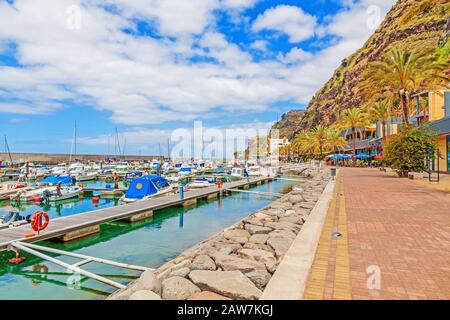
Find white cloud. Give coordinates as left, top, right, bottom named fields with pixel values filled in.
left=0, top=0, right=396, bottom=130
left=278, top=47, right=313, bottom=64
left=250, top=40, right=268, bottom=52
left=252, top=5, right=317, bottom=43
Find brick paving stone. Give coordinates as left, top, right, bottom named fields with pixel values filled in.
left=305, top=168, right=450, bottom=300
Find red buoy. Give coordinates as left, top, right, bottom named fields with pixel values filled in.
left=33, top=195, right=41, bottom=203
left=92, top=197, right=99, bottom=204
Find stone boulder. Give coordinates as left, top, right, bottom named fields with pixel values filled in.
left=267, top=236, right=293, bottom=257
left=191, top=254, right=217, bottom=271
left=239, top=248, right=277, bottom=273
left=223, top=229, right=250, bottom=240
left=161, top=276, right=201, bottom=300
left=268, top=229, right=297, bottom=240
left=249, top=234, right=268, bottom=244
left=244, top=224, right=272, bottom=235
left=132, top=270, right=162, bottom=295
left=243, top=217, right=264, bottom=226
left=254, top=212, right=276, bottom=221
left=188, top=270, right=262, bottom=300
left=129, top=290, right=162, bottom=300
left=288, top=194, right=304, bottom=204
left=243, top=242, right=274, bottom=254
left=244, top=268, right=271, bottom=290
left=170, top=267, right=191, bottom=278
left=212, top=252, right=266, bottom=273
left=264, top=221, right=300, bottom=233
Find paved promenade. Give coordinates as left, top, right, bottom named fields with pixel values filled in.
left=304, top=168, right=450, bottom=300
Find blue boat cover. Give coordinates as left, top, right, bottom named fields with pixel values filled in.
left=40, top=175, right=73, bottom=184
left=125, top=175, right=169, bottom=200
left=179, top=167, right=191, bottom=172
left=213, top=167, right=225, bottom=174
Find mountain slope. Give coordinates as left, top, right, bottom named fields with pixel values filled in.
left=273, top=0, right=449, bottom=139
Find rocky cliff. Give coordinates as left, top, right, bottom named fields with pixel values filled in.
left=273, top=0, right=449, bottom=139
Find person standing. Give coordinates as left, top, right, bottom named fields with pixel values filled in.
left=113, top=173, right=119, bottom=189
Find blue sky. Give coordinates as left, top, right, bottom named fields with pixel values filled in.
left=0, top=0, right=395, bottom=155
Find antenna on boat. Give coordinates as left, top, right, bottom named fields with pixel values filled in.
left=4, top=135, right=13, bottom=164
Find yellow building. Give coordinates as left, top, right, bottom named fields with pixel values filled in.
left=413, top=90, right=450, bottom=173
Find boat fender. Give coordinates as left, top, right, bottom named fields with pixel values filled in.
left=30, top=211, right=50, bottom=232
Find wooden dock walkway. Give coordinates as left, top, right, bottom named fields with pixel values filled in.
left=0, top=177, right=271, bottom=251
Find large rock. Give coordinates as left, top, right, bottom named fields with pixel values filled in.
left=239, top=248, right=277, bottom=272
left=254, top=212, right=276, bottom=221
left=249, top=234, right=268, bottom=244
left=188, top=291, right=231, bottom=300
left=170, top=267, right=191, bottom=278
left=264, top=221, right=300, bottom=233
left=244, top=268, right=271, bottom=290
left=228, top=237, right=248, bottom=245
left=132, top=270, right=162, bottom=295
left=266, top=208, right=285, bottom=217
left=212, top=252, right=266, bottom=273
left=223, top=229, right=250, bottom=240
left=162, top=276, right=201, bottom=300
left=191, top=254, right=217, bottom=271
left=279, top=215, right=304, bottom=225
left=243, top=217, right=264, bottom=226
left=243, top=242, right=274, bottom=254
left=268, top=229, right=297, bottom=240
left=244, top=224, right=272, bottom=235
left=267, top=236, right=293, bottom=257
left=188, top=270, right=262, bottom=300
left=288, top=194, right=304, bottom=204
left=270, top=201, right=293, bottom=210
left=300, top=202, right=316, bottom=209
left=129, top=290, right=162, bottom=300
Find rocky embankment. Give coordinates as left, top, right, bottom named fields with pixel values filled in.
left=109, top=167, right=330, bottom=300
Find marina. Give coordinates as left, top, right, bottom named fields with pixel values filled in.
left=0, top=177, right=293, bottom=300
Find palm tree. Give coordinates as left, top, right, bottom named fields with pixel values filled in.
left=338, top=108, right=370, bottom=158
left=359, top=48, right=449, bottom=125
left=325, top=129, right=347, bottom=154
left=370, top=101, right=390, bottom=138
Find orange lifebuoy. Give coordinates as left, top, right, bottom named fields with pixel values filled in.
left=30, top=211, right=50, bottom=232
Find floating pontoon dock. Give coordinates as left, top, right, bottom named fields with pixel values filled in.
left=0, top=177, right=272, bottom=251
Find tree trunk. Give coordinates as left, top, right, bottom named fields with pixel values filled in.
left=400, top=90, right=409, bottom=125
left=352, top=127, right=357, bottom=164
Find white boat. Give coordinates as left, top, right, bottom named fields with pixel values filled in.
left=73, top=171, right=98, bottom=181
left=10, top=186, right=57, bottom=202
left=189, top=178, right=215, bottom=189
left=120, top=175, right=174, bottom=203
left=0, top=182, right=29, bottom=201
left=230, top=167, right=248, bottom=179
left=178, top=166, right=193, bottom=177
left=0, top=211, right=29, bottom=230
left=247, top=165, right=262, bottom=177
left=48, top=186, right=83, bottom=202
left=150, top=159, right=161, bottom=170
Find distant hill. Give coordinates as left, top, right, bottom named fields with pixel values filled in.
left=271, top=110, right=305, bottom=140
left=272, top=0, right=449, bottom=139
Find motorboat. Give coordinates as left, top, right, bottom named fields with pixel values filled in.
left=10, top=186, right=57, bottom=203
left=72, top=171, right=98, bottom=181
left=48, top=185, right=83, bottom=202
left=188, top=178, right=216, bottom=189
left=178, top=166, right=193, bottom=177
left=0, top=211, right=29, bottom=229
left=150, top=159, right=161, bottom=171
left=120, top=175, right=174, bottom=203
left=247, top=165, right=262, bottom=177
left=230, top=167, right=248, bottom=179
left=212, top=167, right=226, bottom=177
left=0, top=182, right=28, bottom=201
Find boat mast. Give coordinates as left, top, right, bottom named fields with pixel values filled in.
left=4, top=135, right=13, bottom=164
left=167, top=138, right=171, bottom=162
left=69, top=121, right=77, bottom=163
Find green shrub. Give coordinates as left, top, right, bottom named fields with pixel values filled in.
left=384, top=126, right=436, bottom=177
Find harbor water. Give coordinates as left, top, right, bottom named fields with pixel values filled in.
left=0, top=178, right=296, bottom=300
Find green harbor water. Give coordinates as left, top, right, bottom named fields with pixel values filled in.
left=0, top=179, right=295, bottom=300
